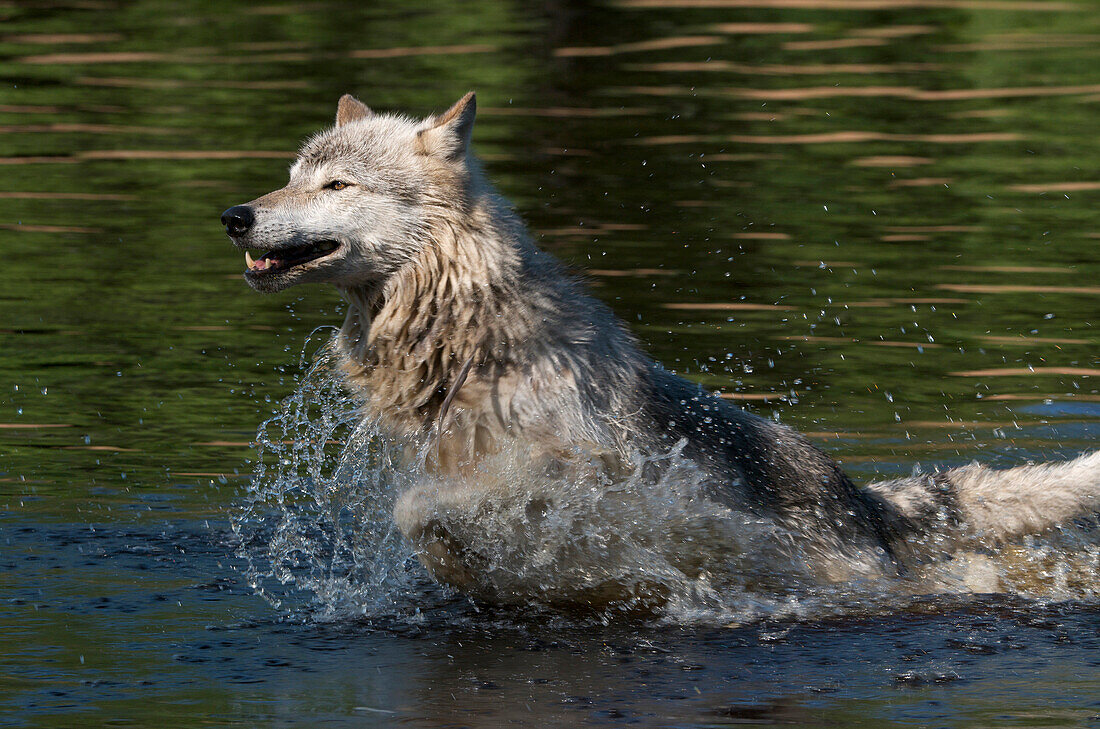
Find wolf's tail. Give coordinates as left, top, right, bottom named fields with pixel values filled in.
left=866, top=450, right=1100, bottom=544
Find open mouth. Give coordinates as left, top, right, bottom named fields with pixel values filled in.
left=244, top=240, right=339, bottom=276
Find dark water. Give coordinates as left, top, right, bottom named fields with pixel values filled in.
left=2, top=0, right=1099, bottom=725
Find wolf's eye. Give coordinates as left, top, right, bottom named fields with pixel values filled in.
left=325, top=180, right=349, bottom=191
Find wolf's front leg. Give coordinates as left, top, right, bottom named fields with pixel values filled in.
left=393, top=483, right=488, bottom=594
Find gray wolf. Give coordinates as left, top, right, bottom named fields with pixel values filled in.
left=222, top=92, right=1100, bottom=608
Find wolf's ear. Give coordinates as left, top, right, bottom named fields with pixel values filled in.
left=336, top=94, right=372, bottom=127
left=417, top=91, right=476, bottom=160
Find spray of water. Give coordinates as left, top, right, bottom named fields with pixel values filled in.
left=231, top=331, right=426, bottom=620
left=232, top=333, right=1100, bottom=624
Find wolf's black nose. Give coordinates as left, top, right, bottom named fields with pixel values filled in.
left=221, top=205, right=254, bottom=236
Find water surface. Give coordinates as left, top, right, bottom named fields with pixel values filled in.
left=2, top=0, right=1099, bottom=725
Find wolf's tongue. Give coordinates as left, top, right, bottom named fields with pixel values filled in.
left=245, top=251, right=279, bottom=271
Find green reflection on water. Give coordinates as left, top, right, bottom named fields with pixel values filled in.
left=0, top=0, right=1098, bottom=725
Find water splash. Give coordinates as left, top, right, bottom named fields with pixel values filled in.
left=390, top=437, right=820, bottom=620
left=232, top=332, right=1100, bottom=625
left=229, top=332, right=820, bottom=623
left=231, top=331, right=427, bottom=620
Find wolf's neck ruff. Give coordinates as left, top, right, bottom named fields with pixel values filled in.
left=336, top=195, right=551, bottom=450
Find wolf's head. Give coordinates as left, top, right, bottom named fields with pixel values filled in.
left=222, top=92, right=478, bottom=293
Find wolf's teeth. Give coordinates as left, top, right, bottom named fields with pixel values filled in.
left=245, top=250, right=255, bottom=269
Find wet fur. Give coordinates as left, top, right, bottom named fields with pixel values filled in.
left=226, top=93, right=1100, bottom=605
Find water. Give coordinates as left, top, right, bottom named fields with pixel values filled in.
left=2, top=0, right=1099, bottom=725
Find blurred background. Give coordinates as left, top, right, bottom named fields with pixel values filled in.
left=2, top=0, right=1099, bottom=726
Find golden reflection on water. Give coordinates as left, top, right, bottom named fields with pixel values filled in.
left=0, top=191, right=135, bottom=200
left=937, top=283, right=1100, bottom=294
left=615, top=0, right=1077, bottom=9
left=951, top=367, right=1100, bottom=377
left=0, top=223, right=100, bottom=233
left=1011, top=181, right=1100, bottom=192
